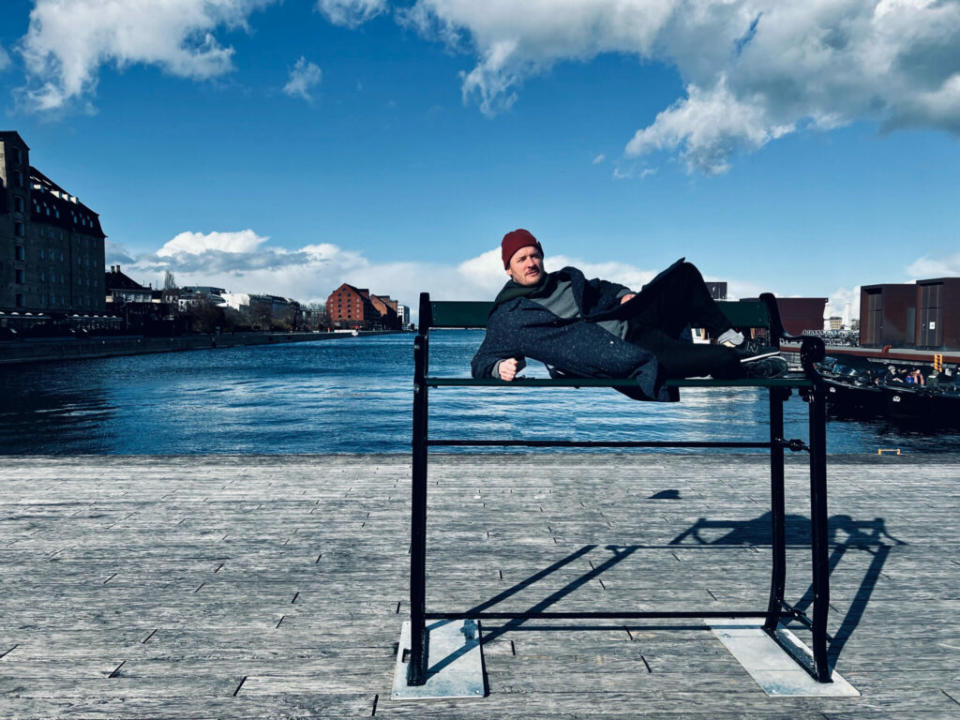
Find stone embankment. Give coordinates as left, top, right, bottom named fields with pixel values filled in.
left=0, top=330, right=401, bottom=365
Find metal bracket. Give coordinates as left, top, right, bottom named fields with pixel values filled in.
left=710, top=619, right=858, bottom=697
left=392, top=620, right=486, bottom=700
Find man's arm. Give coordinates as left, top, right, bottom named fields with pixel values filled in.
left=587, top=276, right=634, bottom=306
left=470, top=307, right=526, bottom=380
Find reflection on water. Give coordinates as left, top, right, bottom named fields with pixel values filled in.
left=1, top=330, right=959, bottom=454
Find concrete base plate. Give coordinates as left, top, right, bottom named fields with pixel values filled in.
left=391, top=620, right=486, bottom=700
left=709, top=619, right=859, bottom=697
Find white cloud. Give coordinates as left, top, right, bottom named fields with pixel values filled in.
left=19, top=0, right=274, bottom=111
left=826, top=286, right=861, bottom=328
left=316, top=0, right=387, bottom=28
left=612, top=164, right=656, bottom=180
left=405, top=0, right=960, bottom=172
left=592, top=154, right=605, bottom=164
left=283, top=57, right=323, bottom=101
left=906, top=253, right=960, bottom=279
left=0, top=43, right=10, bottom=71
left=624, top=78, right=793, bottom=174
left=158, top=229, right=269, bottom=256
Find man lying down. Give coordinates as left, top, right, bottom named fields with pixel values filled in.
left=470, top=228, right=787, bottom=402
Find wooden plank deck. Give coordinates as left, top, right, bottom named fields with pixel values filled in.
left=0, top=453, right=957, bottom=719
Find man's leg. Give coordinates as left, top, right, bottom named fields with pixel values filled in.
left=630, top=327, right=740, bottom=380
left=622, top=260, right=732, bottom=338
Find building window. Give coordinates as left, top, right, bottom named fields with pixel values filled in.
left=15, top=269, right=25, bottom=284
left=14, top=222, right=24, bottom=237
left=14, top=148, right=23, bottom=165
left=14, top=196, right=24, bottom=213
left=15, top=294, right=24, bottom=308
left=15, top=245, right=24, bottom=261
left=14, top=170, right=23, bottom=188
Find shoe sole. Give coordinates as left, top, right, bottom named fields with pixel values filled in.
left=739, top=350, right=782, bottom=363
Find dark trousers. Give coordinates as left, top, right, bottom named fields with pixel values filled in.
left=620, top=261, right=741, bottom=380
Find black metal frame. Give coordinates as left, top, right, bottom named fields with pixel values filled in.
left=407, top=292, right=831, bottom=686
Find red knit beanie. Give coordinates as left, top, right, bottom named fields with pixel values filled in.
left=501, top=229, right=543, bottom=269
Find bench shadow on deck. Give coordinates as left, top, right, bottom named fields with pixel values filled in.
left=415, top=510, right=902, bottom=693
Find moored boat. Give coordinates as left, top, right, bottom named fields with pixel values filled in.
left=820, top=354, right=960, bottom=424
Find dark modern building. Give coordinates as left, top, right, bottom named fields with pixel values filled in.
left=744, top=296, right=827, bottom=336
left=1, top=131, right=106, bottom=323
left=859, top=283, right=917, bottom=348
left=914, top=277, right=960, bottom=349
left=777, top=297, right=828, bottom=336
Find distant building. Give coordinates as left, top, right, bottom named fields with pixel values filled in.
left=105, top=265, right=174, bottom=333
left=251, top=294, right=300, bottom=318
left=743, top=296, right=827, bottom=336
left=915, top=278, right=960, bottom=349
left=222, top=292, right=300, bottom=329
left=828, top=316, right=843, bottom=331
left=220, top=292, right=251, bottom=311
left=106, top=265, right=154, bottom=304
left=368, top=293, right=400, bottom=330
left=776, top=297, right=828, bottom=336
left=1, top=131, right=106, bottom=322
left=860, top=284, right=916, bottom=348
left=397, top=304, right=410, bottom=328
left=326, top=283, right=400, bottom=330
left=705, top=281, right=727, bottom=300
left=858, top=278, right=960, bottom=349
left=177, top=286, right=227, bottom=311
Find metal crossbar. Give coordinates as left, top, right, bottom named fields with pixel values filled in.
left=429, top=440, right=773, bottom=448
left=426, top=376, right=813, bottom=388
left=405, top=291, right=832, bottom=689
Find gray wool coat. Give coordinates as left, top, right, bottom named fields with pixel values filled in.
left=470, top=266, right=672, bottom=401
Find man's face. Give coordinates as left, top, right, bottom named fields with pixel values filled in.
left=506, top=246, right=544, bottom=286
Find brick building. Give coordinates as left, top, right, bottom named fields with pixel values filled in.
left=326, top=283, right=400, bottom=330
left=0, top=131, right=106, bottom=321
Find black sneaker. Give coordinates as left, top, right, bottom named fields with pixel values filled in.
left=736, top=339, right=781, bottom=363
left=742, top=356, right=789, bottom=379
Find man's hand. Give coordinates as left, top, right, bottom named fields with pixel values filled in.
left=498, top=358, right=521, bottom=381
left=620, top=293, right=636, bottom=304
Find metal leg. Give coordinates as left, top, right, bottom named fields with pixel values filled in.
left=408, top=333, right=429, bottom=686
left=808, top=381, right=831, bottom=681
left=764, top=388, right=787, bottom=632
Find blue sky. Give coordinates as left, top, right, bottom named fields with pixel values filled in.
left=3, top=0, right=960, bottom=322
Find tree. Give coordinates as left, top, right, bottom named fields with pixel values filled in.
left=250, top=301, right=273, bottom=331
left=303, top=302, right=328, bottom=330
left=189, top=298, right=225, bottom=334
